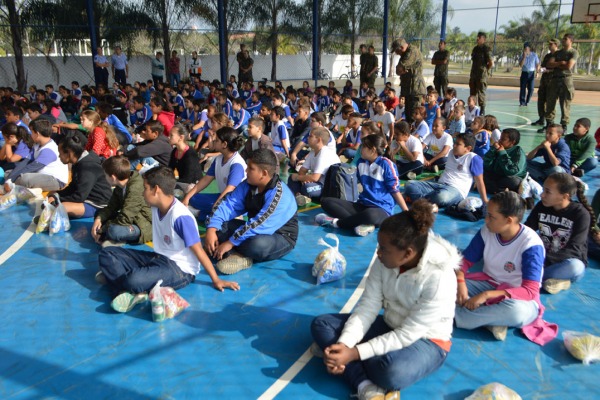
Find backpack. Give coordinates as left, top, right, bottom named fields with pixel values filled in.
left=322, top=163, right=359, bottom=202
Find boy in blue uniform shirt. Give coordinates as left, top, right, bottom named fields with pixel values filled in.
left=526, top=124, right=571, bottom=183
left=231, top=98, right=250, bottom=136
left=205, top=149, right=298, bottom=275
left=99, top=166, right=239, bottom=313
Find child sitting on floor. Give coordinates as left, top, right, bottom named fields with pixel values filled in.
left=288, top=127, right=340, bottom=206
left=98, top=166, right=239, bottom=313
left=182, top=127, right=246, bottom=222
left=240, top=117, right=276, bottom=162
left=91, top=156, right=153, bottom=247
left=47, top=133, right=112, bottom=219
left=389, top=120, right=424, bottom=180
left=124, top=120, right=172, bottom=174
left=564, top=118, right=597, bottom=177
left=168, top=124, right=202, bottom=194
left=311, top=200, right=459, bottom=399
left=404, top=133, right=488, bottom=209
left=316, top=134, right=409, bottom=236
left=423, top=117, right=453, bottom=171
left=204, top=149, right=298, bottom=275
left=526, top=124, right=571, bottom=183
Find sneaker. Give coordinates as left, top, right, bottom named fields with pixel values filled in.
left=486, top=325, right=508, bottom=341
left=95, top=271, right=107, bottom=285
left=216, top=252, right=253, bottom=275
left=101, top=240, right=125, bottom=248
left=111, top=292, right=148, bottom=313
left=406, top=172, right=417, bottom=180
left=354, top=224, right=375, bottom=237
left=433, top=165, right=439, bottom=173
left=358, top=383, right=386, bottom=400
left=310, top=342, right=324, bottom=358
left=315, top=213, right=335, bottom=227
left=572, top=168, right=584, bottom=178
left=295, top=194, right=312, bottom=207
left=542, top=278, right=571, bottom=294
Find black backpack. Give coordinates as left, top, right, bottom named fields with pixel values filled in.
left=322, top=163, right=359, bottom=202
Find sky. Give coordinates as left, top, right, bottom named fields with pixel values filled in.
left=446, top=0, right=575, bottom=35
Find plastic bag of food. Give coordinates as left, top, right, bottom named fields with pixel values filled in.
left=149, top=280, right=166, bottom=322
left=161, top=286, right=190, bottom=319
left=0, top=189, right=17, bottom=211
left=36, top=200, right=55, bottom=233
left=465, top=382, right=522, bottom=400
left=49, top=196, right=71, bottom=235
left=14, top=185, right=36, bottom=203
left=563, top=330, right=600, bottom=365
left=458, top=197, right=483, bottom=212
left=312, top=233, right=346, bottom=285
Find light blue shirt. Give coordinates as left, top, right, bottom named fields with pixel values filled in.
left=111, top=53, right=128, bottom=70
left=520, top=52, right=539, bottom=72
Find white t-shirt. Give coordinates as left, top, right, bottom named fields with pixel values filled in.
left=371, top=112, right=394, bottom=138
left=423, top=132, right=453, bottom=156
left=330, top=114, right=348, bottom=133
left=391, top=135, right=424, bottom=163
left=303, top=147, right=341, bottom=183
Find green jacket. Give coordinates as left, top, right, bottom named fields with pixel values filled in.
left=95, top=171, right=153, bottom=243
left=483, top=145, right=527, bottom=178
left=565, top=133, right=595, bottom=168
left=397, top=45, right=426, bottom=96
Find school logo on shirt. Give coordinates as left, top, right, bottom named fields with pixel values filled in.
left=457, top=163, right=464, bottom=171
left=504, top=261, right=515, bottom=273
left=164, top=235, right=172, bottom=245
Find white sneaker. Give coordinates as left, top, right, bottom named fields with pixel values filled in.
left=486, top=325, right=508, bottom=341
left=543, top=278, right=571, bottom=294
left=357, top=383, right=386, bottom=400
left=406, top=172, right=417, bottom=180
left=354, top=224, right=375, bottom=237
left=101, top=240, right=125, bottom=248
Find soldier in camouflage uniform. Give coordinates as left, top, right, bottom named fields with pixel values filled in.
left=532, top=39, right=559, bottom=128
left=469, top=32, right=494, bottom=115
left=543, top=33, right=578, bottom=131
left=431, top=40, right=449, bottom=99
left=363, top=45, right=379, bottom=87
left=392, top=39, right=426, bottom=124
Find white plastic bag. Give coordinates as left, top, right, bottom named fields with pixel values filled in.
left=312, top=233, right=346, bottom=285
left=36, top=200, right=56, bottom=234
left=563, top=330, right=600, bottom=365
left=49, top=195, right=71, bottom=236
left=465, top=382, right=522, bottom=400
left=458, top=197, right=483, bottom=212
left=149, top=280, right=166, bottom=322
left=0, top=189, right=17, bottom=211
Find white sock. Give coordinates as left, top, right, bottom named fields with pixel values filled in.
left=332, top=218, right=339, bottom=228
left=357, top=380, right=374, bottom=393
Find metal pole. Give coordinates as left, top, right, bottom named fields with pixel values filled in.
left=312, top=0, right=319, bottom=87
left=85, top=0, right=97, bottom=67
left=492, top=0, right=500, bottom=54
left=440, top=0, right=449, bottom=41
left=555, top=0, right=562, bottom=38
left=217, top=0, right=227, bottom=85
left=382, top=0, right=389, bottom=82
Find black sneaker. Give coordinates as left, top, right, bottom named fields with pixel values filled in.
left=573, top=168, right=584, bottom=177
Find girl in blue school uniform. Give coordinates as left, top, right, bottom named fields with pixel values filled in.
left=315, top=134, right=409, bottom=236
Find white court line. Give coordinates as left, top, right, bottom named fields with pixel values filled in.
left=492, top=111, right=532, bottom=130
left=257, top=250, right=379, bottom=400
left=0, top=201, right=41, bottom=266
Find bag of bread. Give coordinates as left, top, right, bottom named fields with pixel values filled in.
left=563, top=330, right=600, bottom=365
left=312, top=233, right=346, bottom=285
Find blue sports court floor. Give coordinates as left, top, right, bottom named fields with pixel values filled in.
left=1, top=86, right=599, bottom=399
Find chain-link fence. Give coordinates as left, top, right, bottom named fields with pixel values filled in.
left=0, top=25, right=598, bottom=91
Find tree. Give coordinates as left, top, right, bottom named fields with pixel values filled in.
left=1, top=0, right=27, bottom=92
left=191, top=0, right=251, bottom=77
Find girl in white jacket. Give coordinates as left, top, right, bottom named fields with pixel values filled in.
left=311, top=199, right=460, bottom=400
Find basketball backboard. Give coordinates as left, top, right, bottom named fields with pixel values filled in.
left=572, top=0, right=600, bottom=23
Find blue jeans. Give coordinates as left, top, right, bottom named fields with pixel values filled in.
left=589, top=236, right=600, bottom=260
left=105, top=223, right=142, bottom=243
left=342, top=148, right=357, bottom=160
left=216, top=219, right=295, bottom=262
left=454, top=280, right=539, bottom=330
left=519, top=71, right=535, bottom=105
left=526, top=159, right=566, bottom=183
left=544, top=258, right=585, bottom=282
left=127, top=144, right=160, bottom=174
left=578, top=157, right=598, bottom=174
left=98, top=247, right=195, bottom=294
left=404, top=181, right=463, bottom=208
left=189, top=192, right=220, bottom=222
left=287, top=176, right=323, bottom=199
left=311, top=314, right=447, bottom=391
left=424, top=152, right=447, bottom=168
left=170, top=73, right=181, bottom=88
